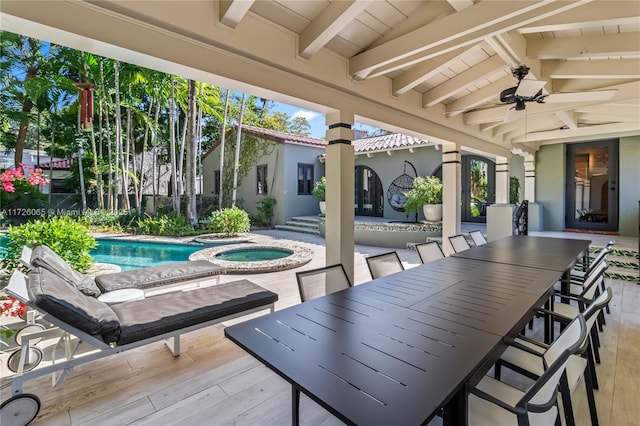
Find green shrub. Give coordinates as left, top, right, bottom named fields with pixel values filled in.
left=404, top=176, right=443, bottom=214
left=209, top=206, right=250, bottom=237
left=311, top=177, right=326, bottom=201
left=253, top=197, right=277, bottom=227
left=1, top=216, right=97, bottom=272
left=134, top=214, right=196, bottom=236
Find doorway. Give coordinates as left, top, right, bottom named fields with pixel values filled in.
left=565, top=140, right=619, bottom=231
left=462, top=155, right=495, bottom=223
left=354, top=165, right=383, bottom=217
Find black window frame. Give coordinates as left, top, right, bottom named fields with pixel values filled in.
left=256, top=164, right=268, bottom=194
left=212, top=170, right=220, bottom=195
left=298, top=163, right=314, bottom=195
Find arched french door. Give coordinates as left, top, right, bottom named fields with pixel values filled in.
left=355, top=165, right=383, bottom=217
left=462, top=155, right=495, bottom=223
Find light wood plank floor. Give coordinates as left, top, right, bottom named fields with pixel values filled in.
left=2, top=230, right=637, bottom=426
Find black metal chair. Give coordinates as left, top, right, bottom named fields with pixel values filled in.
left=295, top=264, right=352, bottom=302
left=469, top=230, right=488, bottom=246
left=448, top=234, right=471, bottom=253
left=365, top=251, right=404, bottom=279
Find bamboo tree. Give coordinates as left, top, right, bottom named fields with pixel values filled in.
left=231, top=93, right=246, bottom=207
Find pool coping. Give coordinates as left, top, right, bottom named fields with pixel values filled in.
left=189, top=240, right=314, bottom=274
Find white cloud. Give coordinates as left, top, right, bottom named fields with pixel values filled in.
left=291, top=110, right=319, bottom=121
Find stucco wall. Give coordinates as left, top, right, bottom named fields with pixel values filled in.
left=281, top=143, right=325, bottom=223
left=535, top=137, right=639, bottom=236
left=618, top=136, right=640, bottom=236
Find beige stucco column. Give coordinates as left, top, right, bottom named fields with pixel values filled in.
left=325, top=111, right=355, bottom=285
left=487, top=154, right=515, bottom=241
left=495, top=155, right=510, bottom=204
left=441, top=145, right=461, bottom=255
left=524, top=153, right=536, bottom=202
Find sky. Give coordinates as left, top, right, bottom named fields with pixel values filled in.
left=271, top=101, right=383, bottom=140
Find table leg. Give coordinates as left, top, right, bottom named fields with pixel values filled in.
left=292, top=386, right=300, bottom=426
left=443, top=386, right=467, bottom=426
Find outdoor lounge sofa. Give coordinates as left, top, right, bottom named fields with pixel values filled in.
left=1, top=264, right=277, bottom=423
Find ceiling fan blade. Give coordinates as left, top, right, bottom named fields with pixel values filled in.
left=504, top=107, right=524, bottom=123
left=515, top=79, right=547, bottom=98
left=545, top=90, right=617, bottom=103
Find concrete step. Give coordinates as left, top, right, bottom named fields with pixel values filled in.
left=274, top=225, right=321, bottom=235
left=284, top=220, right=319, bottom=229
left=290, top=216, right=320, bottom=224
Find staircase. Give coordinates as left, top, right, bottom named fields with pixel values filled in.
left=274, top=216, right=321, bottom=235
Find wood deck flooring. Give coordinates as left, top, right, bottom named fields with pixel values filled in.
left=2, top=230, right=638, bottom=426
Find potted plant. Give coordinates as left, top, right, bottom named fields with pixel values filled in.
left=404, top=176, right=443, bottom=221
left=311, top=176, right=326, bottom=215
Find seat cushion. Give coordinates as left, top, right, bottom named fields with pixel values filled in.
left=95, top=260, right=224, bottom=292
left=110, top=279, right=277, bottom=345
left=27, top=267, right=121, bottom=344
left=30, top=245, right=102, bottom=297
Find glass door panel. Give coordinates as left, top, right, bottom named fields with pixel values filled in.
left=566, top=140, right=618, bottom=231
left=462, top=156, right=495, bottom=222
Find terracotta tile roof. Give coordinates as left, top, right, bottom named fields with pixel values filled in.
left=239, top=124, right=327, bottom=147
left=353, top=133, right=432, bottom=153
left=39, top=158, right=74, bottom=170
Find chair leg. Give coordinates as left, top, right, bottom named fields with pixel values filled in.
left=591, top=329, right=601, bottom=365
left=494, top=363, right=502, bottom=380
left=560, top=372, right=576, bottom=426
left=587, top=341, right=599, bottom=390
left=583, top=364, right=600, bottom=426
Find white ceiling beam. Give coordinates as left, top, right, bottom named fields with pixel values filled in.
left=218, top=0, right=254, bottom=28
left=299, top=0, right=372, bottom=60
left=554, top=110, right=578, bottom=129
left=513, top=122, right=640, bottom=144
left=528, top=33, right=640, bottom=59
left=422, top=55, right=509, bottom=107
left=541, top=59, right=640, bottom=79
left=517, top=1, right=640, bottom=34
left=493, top=115, right=554, bottom=136
left=446, top=0, right=474, bottom=12
left=445, top=75, right=512, bottom=116
left=349, top=0, right=585, bottom=79
left=580, top=112, right=640, bottom=122
left=392, top=44, right=482, bottom=96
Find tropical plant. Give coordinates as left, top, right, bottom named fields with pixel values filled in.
left=208, top=206, right=250, bottom=237
left=510, top=176, right=521, bottom=204
left=403, top=176, right=443, bottom=214
left=311, top=176, right=326, bottom=201
left=253, top=196, right=277, bottom=227
left=1, top=216, right=97, bottom=272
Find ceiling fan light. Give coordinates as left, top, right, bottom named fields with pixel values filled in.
left=515, top=100, right=526, bottom=111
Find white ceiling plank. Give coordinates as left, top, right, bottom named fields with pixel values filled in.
left=219, top=0, right=255, bottom=28
left=349, top=0, right=585, bottom=78
left=528, top=32, right=640, bottom=59
left=513, top=122, right=640, bottom=144
left=422, top=55, right=510, bottom=107
left=446, top=0, right=474, bottom=13
left=493, top=115, right=552, bottom=136
left=554, top=110, right=578, bottom=129
left=392, top=44, right=483, bottom=96
left=541, top=59, right=640, bottom=79
left=445, top=75, right=512, bottom=115
left=299, top=1, right=373, bottom=59
left=517, top=1, right=640, bottom=34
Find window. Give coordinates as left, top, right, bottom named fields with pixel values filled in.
left=256, top=164, right=268, bottom=194
left=298, top=164, right=314, bottom=195
left=212, top=170, right=220, bottom=195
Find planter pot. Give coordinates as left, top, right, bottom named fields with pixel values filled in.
left=319, top=201, right=326, bottom=215
left=423, top=204, right=443, bottom=222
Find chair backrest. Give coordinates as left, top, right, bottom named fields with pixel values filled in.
left=469, top=230, right=487, bottom=246
left=448, top=234, right=471, bottom=253
left=579, top=259, right=609, bottom=303
left=580, top=287, right=613, bottom=351
left=19, top=246, right=33, bottom=269
left=365, top=251, right=404, bottom=279
left=415, top=241, right=445, bottom=264
left=519, top=315, right=586, bottom=415
left=586, top=246, right=609, bottom=274
left=295, top=264, right=351, bottom=302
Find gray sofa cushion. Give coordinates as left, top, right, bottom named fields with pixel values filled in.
left=30, top=245, right=102, bottom=297
left=28, top=267, right=121, bottom=344
left=95, top=260, right=224, bottom=292
left=110, top=279, right=277, bottom=345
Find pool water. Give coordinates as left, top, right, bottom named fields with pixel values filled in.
left=91, top=239, right=204, bottom=271
left=215, top=247, right=292, bottom=262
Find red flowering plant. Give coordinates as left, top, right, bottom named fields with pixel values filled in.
left=0, top=294, right=27, bottom=343
left=0, top=163, right=50, bottom=219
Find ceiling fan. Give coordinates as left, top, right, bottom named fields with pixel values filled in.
left=498, top=65, right=617, bottom=122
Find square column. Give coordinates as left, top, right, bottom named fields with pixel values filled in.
left=487, top=155, right=514, bottom=241
left=442, top=147, right=461, bottom=255
left=325, top=111, right=355, bottom=285
left=495, top=155, right=510, bottom=204
left=524, top=153, right=543, bottom=231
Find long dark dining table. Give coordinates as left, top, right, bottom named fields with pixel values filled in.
left=224, top=235, right=589, bottom=425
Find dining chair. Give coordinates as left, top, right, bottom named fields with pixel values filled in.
left=469, top=230, right=488, bottom=246
left=414, top=241, right=445, bottom=264
left=495, top=289, right=611, bottom=426
left=365, top=251, right=404, bottom=279
left=295, top=263, right=351, bottom=302
left=448, top=234, right=471, bottom=253
left=468, top=315, right=586, bottom=426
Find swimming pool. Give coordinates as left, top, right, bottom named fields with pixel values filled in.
left=91, top=239, right=205, bottom=271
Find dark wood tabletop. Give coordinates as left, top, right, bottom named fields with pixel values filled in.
left=225, top=236, right=587, bottom=425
